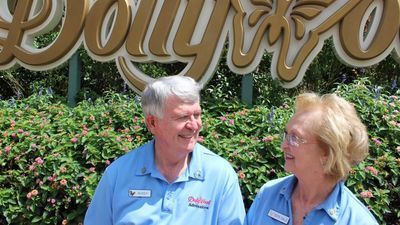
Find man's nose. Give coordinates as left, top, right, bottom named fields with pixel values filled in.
left=185, top=117, right=200, bottom=130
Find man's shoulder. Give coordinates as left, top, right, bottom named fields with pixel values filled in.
left=194, top=143, right=237, bottom=174
left=195, top=143, right=231, bottom=164
left=106, top=141, right=151, bottom=170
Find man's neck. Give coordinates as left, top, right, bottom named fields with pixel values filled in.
left=154, top=148, right=191, bottom=183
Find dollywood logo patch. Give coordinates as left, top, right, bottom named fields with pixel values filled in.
left=187, top=196, right=212, bottom=210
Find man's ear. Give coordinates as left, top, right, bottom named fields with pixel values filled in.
left=145, top=115, right=157, bottom=132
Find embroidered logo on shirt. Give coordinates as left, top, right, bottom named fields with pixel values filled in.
left=128, top=189, right=152, bottom=198
left=187, top=196, right=211, bottom=209
left=267, top=209, right=290, bottom=224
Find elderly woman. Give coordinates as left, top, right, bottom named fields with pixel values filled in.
left=245, top=93, right=378, bottom=225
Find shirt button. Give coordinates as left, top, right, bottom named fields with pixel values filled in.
left=194, top=170, right=202, bottom=179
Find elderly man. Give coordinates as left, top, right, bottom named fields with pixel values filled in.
left=84, top=75, right=245, bottom=225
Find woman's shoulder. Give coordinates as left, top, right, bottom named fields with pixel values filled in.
left=339, top=185, right=379, bottom=224
left=258, top=175, right=294, bottom=196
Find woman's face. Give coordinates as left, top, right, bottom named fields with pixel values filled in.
left=281, top=109, right=328, bottom=179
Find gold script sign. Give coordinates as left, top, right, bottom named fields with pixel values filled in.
left=0, top=0, right=399, bottom=93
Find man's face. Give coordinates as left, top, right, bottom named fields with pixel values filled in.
left=147, top=96, right=202, bottom=155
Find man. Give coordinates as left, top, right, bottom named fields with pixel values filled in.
left=84, top=75, right=245, bottom=225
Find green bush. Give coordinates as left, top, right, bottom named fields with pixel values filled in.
left=0, top=79, right=399, bottom=224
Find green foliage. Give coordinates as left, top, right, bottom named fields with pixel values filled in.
left=0, top=92, right=148, bottom=224
left=335, top=78, right=400, bottom=223
left=0, top=80, right=399, bottom=224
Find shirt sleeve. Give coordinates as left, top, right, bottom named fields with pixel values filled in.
left=217, top=169, right=246, bottom=225
left=84, top=169, right=114, bottom=225
left=244, top=190, right=262, bottom=225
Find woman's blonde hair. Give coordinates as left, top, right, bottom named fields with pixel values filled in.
left=295, top=92, right=369, bottom=181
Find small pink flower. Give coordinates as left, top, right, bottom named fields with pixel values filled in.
left=18, top=128, right=24, bottom=133
left=50, top=199, right=56, bottom=204
left=60, top=167, right=67, bottom=173
left=71, top=137, right=78, bottom=143
left=31, top=189, right=39, bottom=196
left=219, top=116, right=227, bottom=122
left=262, top=136, right=274, bottom=142
left=62, top=219, right=68, bottom=225
left=31, top=143, right=37, bottom=148
left=26, top=192, right=32, bottom=199
left=229, top=119, right=234, bottom=125
left=116, top=137, right=122, bottom=142
left=109, top=118, right=113, bottom=124
left=35, top=157, right=44, bottom=165
left=60, top=179, right=67, bottom=186
left=396, top=146, right=400, bottom=153
left=238, top=171, right=246, bottom=179
left=89, top=115, right=95, bottom=121
left=105, top=160, right=111, bottom=165
left=89, top=167, right=96, bottom=173
left=11, top=133, right=17, bottom=138
left=23, top=131, right=29, bottom=136
left=281, top=103, right=289, bottom=109
left=371, top=137, right=382, bottom=145
left=360, top=190, right=373, bottom=198
left=365, top=166, right=378, bottom=176
left=4, top=146, right=11, bottom=153
left=29, top=165, right=35, bottom=171
left=82, top=130, right=88, bottom=136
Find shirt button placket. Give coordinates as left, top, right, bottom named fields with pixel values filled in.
left=163, top=185, right=175, bottom=212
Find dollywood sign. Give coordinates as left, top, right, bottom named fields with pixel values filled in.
left=0, top=0, right=399, bottom=93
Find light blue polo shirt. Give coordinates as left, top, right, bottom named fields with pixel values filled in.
left=84, top=140, right=245, bottom=225
left=245, top=175, right=378, bottom=225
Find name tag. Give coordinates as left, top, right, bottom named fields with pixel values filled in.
left=268, top=209, right=289, bottom=224
left=129, top=189, right=151, bottom=198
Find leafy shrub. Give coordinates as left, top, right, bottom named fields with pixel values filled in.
left=0, top=92, right=148, bottom=224
left=0, top=79, right=399, bottom=224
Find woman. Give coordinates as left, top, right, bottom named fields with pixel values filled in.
left=245, top=93, right=378, bottom=225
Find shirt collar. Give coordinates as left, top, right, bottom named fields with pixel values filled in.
left=279, top=175, right=297, bottom=201
left=187, top=143, right=205, bottom=181
left=279, top=175, right=341, bottom=221
left=134, top=139, right=155, bottom=176
left=316, top=181, right=342, bottom=221
left=134, top=140, right=205, bottom=182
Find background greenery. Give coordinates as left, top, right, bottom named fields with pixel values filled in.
left=0, top=79, right=399, bottom=224
left=0, top=21, right=399, bottom=224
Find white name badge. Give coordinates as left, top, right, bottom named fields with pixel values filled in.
left=268, top=209, right=290, bottom=224
left=129, top=189, right=152, bottom=198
